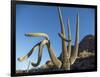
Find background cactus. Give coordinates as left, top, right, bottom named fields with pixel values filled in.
left=18, top=7, right=79, bottom=70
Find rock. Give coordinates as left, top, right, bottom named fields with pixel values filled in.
left=71, top=55, right=96, bottom=70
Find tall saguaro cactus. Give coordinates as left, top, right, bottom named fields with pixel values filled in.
left=18, top=7, right=79, bottom=70
left=57, top=7, right=79, bottom=70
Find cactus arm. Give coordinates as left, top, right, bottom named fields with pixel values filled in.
left=32, top=40, right=62, bottom=68
left=47, top=41, right=62, bottom=68
left=31, top=40, right=48, bottom=67
left=67, top=17, right=72, bottom=58
left=17, top=33, right=49, bottom=62
left=17, top=43, right=40, bottom=62
left=70, top=13, right=79, bottom=65
left=25, top=33, right=49, bottom=40
left=58, top=33, right=71, bottom=42
left=57, top=7, right=66, bottom=35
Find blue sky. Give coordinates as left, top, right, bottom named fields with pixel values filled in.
left=16, top=4, right=95, bottom=70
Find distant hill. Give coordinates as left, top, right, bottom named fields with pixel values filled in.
left=79, top=34, right=95, bottom=53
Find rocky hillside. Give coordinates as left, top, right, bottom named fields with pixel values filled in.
left=71, top=55, right=96, bottom=70
left=79, top=34, right=95, bottom=53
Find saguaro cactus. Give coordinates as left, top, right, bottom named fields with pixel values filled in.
left=57, top=7, right=79, bottom=70
left=18, top=7, right=79, bottom=70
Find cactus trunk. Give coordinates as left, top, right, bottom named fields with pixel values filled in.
left=57, top=7, right=70, bottom=70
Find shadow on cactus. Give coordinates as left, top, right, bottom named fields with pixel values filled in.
left=18, top=7, right=79, bottom=71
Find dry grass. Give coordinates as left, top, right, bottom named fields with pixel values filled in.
left=78, top=50, right=95, bottom=58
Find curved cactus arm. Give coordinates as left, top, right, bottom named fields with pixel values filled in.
left=70, top=13, right=79, bottom=65
left=18, top=33, right=49, bottom=62
left=31, top=40, right=48, bottom=67
left=58, top=33, right=71, bottom=42
left=47, top=41, right=62, bottom=68
left=25, top=33, right=49, bottom=40
left=67, top=17, right=72, bottom=58
left=17, top=43, right=40, bottom=62
left=32, top=40, right=62, bottom=68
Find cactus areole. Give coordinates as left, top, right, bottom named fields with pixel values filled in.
left=18, top=7, right=79, bottom=70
